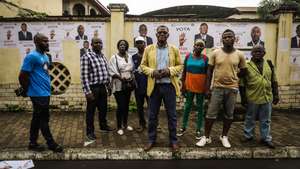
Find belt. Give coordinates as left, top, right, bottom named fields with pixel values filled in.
left=90, top=83, right=105, bottom=88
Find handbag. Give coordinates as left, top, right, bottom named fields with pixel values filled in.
left=115, top=55, right=136, bottom=91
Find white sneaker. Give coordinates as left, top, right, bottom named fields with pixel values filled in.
left=117, top=129, right=124, bottom=135
left=220, top=136, right=231, bottom=148
left=196, top=136, right=212, bottom=147
left=126, top=126, right=133, bottom=131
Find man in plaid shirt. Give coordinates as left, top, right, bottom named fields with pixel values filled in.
left=80, top=37, right=114, bottom=141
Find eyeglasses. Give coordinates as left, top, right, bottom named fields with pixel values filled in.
left=157, top=31, right=168, bottom=35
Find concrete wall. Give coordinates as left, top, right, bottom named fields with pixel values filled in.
left=0, top=3, right=20, bottom=18
left=0, top=6, right=299, bottom=111
left=5, top=0, right=62, bottom=16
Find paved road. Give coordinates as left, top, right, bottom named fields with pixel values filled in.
left=34, top=159, right=300, bottom=169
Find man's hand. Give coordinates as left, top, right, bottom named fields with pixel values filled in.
left=152, top=70, right=162, bottom=79
left=179, top=32, right=186, bottom=46
left=106, top=83, right=112, bottom=96
left=205, top=89, right=211, bottom=100
left=273, top=95, right=279, bottom=105
left=241, top=98, right=248, bottom=108
left=160, top=68, right=170, bottom=78
left=86, top=93, right=95, bottom=102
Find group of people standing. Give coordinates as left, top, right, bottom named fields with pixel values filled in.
left=18, top=24, right=279, bottom=153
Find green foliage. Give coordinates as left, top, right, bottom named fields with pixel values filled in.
left=129, top=100, right=137, bottom=113
left=18, top=10, right=48, bottom=19
left=257, top=0, right=281, bottom=19
left=5, top=104, right=25, bottom=113
left=258, top=0, right=300, bottom=19
left=1, top=0, right=48, bottom=18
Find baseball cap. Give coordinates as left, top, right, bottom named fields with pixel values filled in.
left=135, top=36, right=146, bottom=43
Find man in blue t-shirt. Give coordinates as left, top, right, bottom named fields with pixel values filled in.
left=19, top=33, right=63, bottom=152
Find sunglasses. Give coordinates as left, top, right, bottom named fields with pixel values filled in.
left=157, top=31, right=168, bottom=35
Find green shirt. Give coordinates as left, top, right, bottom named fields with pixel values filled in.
left=240, top=60, right=277, bottom=104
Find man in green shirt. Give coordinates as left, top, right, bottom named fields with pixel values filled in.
left=240, top=45, right=279, bottom=148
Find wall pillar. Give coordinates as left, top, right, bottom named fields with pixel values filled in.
left=274, top=4, right=297, bottom=85
left=108, top=4, right=128, bottom=56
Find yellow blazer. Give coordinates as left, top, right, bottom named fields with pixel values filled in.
left=140, top=44, right=183, bottom=96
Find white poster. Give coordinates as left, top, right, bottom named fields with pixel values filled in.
left=0, top=22, right=18, bottom=48
left=19, top=41, right=35, bottom=60
left=133, top=22, right=266, bottom=51
left=291, top=48, right=300, bottom=65
left=62, top=22, right=77, bottom=40
left=45, top=22, right=64, bottom=41
left=279, top=38, right=289, bottom=52
left=29, top=22, right=46, bottom=37
left=49, top=41, right=64, bottom=62
left=86, top=22, right=107, bottom=55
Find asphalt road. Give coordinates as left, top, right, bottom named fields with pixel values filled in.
left=34, top=159, right=300, bottom=169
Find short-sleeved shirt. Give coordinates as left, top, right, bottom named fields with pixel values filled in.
left=208, top=48, right=246, bottom=89
left=21, top=50, right=51, bottom=96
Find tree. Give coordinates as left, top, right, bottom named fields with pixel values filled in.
left=257, top=0, right=300, bottom=19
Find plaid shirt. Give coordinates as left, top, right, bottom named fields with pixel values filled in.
left=80, top=51, right=109, bottom=94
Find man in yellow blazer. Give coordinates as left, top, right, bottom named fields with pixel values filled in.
left=140, top=25, right=183, bottom=152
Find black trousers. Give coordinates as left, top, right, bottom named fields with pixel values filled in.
left=86, top=84, right=108, bottom=135
left=134, top=91, right=148, bottom=127
left=114, top=90, right=131, bottom=129
left=30, top=96, right=55, bottom=145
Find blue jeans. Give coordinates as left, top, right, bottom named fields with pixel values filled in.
left=148, top=84, right=177, bottom=144
left=244, top=102, right=272, bottom=142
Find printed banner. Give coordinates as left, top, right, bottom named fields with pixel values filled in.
left=0, top=22, right=107, bottom=61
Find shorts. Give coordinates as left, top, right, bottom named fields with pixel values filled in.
left=206, top=87, right=238, bottom=120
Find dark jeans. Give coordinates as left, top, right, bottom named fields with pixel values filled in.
left=148, top=84, right=177, bottom=144
left=114, top=90, right=131, bottom=129
left=134, top=91, right=148, bottom=127
left=30, top=96, right=55, bottom=146
left=86, top=84, right=108, bottom=135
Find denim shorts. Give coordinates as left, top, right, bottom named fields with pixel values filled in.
left=206, top=87, right=238, bottom=120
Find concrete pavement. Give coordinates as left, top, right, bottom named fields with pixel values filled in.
left=0, top=109, right=299, bottom=160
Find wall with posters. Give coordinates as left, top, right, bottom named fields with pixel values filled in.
left=290, top=23, right=300, bottom=84
left=0, top=21, right=108, bottom=84
left=0, top=16, right=299, bottom=110
left=127, top=21, right=277, bottom=62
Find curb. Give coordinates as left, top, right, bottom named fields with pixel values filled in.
left=0, top=146, right=300, bottom=160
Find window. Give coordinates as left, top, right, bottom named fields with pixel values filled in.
left=90, top=9, right=97, bottom=16
left=73, top=3, right=85, bottom=16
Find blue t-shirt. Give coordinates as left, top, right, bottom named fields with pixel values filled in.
left=21, top=50, right=51, bottom=96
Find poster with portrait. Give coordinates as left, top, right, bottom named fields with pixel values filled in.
left=133, top=22, right=266, bottom=51
left=19, top=41, right=35, bottom=60
left=291, top=23, right=300, bottom=48
left=62, top=22, right=77, bottom=40
left=45, top=22, right=64, bottom=62
left=45, top=22, right=64, bottom=41
left=291, top=48, right=300, bottom=65
left=86, top=22, right=107, bottom=55
left=49, top=41, right=64, bottom=62
left=28, top=22, right=46, bottom=38
left=0, top=22, right=18, bottom=48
